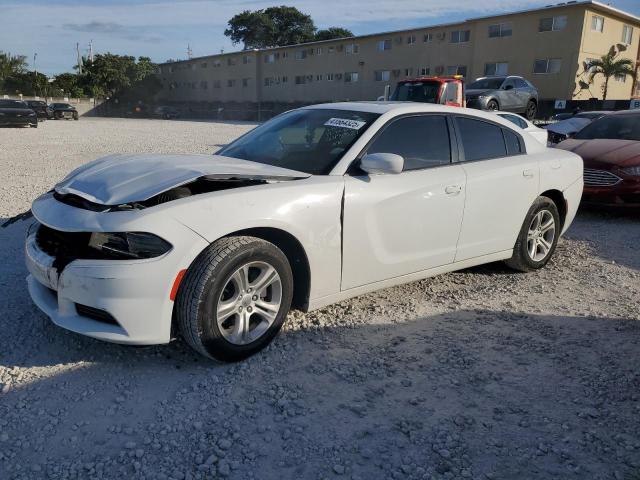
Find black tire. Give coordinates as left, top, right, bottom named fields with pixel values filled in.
left=31, top=121, right=38, bottom=128
left=505, top=197, right=560, bottom=272
left=176, top=236, right=293, bottom=362
left=525, top=100, right=537, bottom=120
left=73, top=114, right=79, bottom=121
left=486, top=99, right=499, bottom=111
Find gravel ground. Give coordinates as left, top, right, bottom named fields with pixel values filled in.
left=1, top=118, right=639, bottom=480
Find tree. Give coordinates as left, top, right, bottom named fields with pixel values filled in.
left=225, top=6, right=316, bottom=48
left=585, top=44, right=635, bottom=100
left=51, top=73, right=84, bottom=98
left=81, top=54, right=157, bottom=98
left=314, top=27, right=353, bottom=41
left=0, top=52, right=28, bottom=92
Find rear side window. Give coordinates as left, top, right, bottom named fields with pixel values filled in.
left=455, top=117, right=507, bottom=161
left=500, top=113, right=527, bottom=129
left=503, top=129, right=523, bottom=155
left=366, top=115, right=451, bottom=171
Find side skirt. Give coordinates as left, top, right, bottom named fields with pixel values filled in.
left=306, top=249, right=513, bottom=312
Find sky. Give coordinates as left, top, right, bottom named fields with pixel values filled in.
left=3, top=0, right=640, bottom=76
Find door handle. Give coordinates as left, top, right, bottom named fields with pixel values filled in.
left=445, top=185, right=462, bottom=195
left=523, top=169, right=535, bottom=178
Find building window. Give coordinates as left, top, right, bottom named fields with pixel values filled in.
left=264, top=53, right=275, bottom=64
left=213, top=80, right=221, bottom=88
left=533, top=58, right=562, bottom=74
left=404, top=68, right=413, bottom=77
left=407, top=35, right=416, bottom=45
left=213, top=60, right=221, bottom=67
left=450, top=30, right=470, bottom=43
left=281, top=51, right=288, bottom=58
left=484, top=62, right=508, bottom=75
left=282, top=76, right=288, bottom=83
left=295, top=50, right=307, bottom=60
left=591, top=15, right=604, bottom=32
left=375, top=70, right=390, bottom=81
left=539, top=15, right=567, bottom=32
left=264, top=77, right=274, bottom=87
left=345, top=43, right=359, bottom=54
left=423, top=33, right=433, bottom=43
left=242, top=78, right=249, bottom=87
left=316, top=47, right=322, bottom=55
left=345, top=72, right=359, bottom=83
left=200, top=80, right=208, bottom=89
left=295, top=75, right=306, bottom=85
left=615, top=73, right=626, bottom=82
left=227, top=58, right=236, bottom=66
left=243, top=55, right=250, bottom=64
left=327, top=46, right=335, bottom=54
left=446, top=65, right=467, bottom=76
left=622, top=24, right=633, bottom=44
left=377, top=39, right=392, bottom=51
left=227, top=79, right=236, bottom=87
left=316, top=74, right=323, bottom=81
left=420, top=67, right=430, bottom=76
left=327, top=73, right=335, bottom=81
left=488, top=22, right=512, bottom=37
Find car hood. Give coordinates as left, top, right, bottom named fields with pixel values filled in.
left=556, top=139, right=640, bottom=167
left=54, top=153, right=310, bottom=206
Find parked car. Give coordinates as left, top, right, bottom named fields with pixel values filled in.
left=556, top=109, right=640, bottom=207
left=25, top=100, right=53, bottom=121
left=0, top=99, right=38, bottom=128
left=547, top=111, right=613, bottom=145
left=153, top=105, right=180, bottom=119
left=465, top=76, right=538, bottom=120
left=495, top=111, right=548, bottom=144
left=551, top=110, right=612, bottom=122
left=25, top=103, right=582, bottom=361
left=50, top=103, right=79, bottom=120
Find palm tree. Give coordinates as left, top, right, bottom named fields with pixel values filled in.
left=586, top=44, right=635, bottom=100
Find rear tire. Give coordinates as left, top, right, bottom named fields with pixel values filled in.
left=525, top=100, right=537, bottom=120
left=176, top=236, right=293, bottom=362
left=505, top=197, right=560, bottom=272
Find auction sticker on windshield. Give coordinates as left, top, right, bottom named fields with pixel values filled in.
left=324, top=118, right=367, bottom=130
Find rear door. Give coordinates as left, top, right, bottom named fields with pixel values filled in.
left=342, top=114, right=466, bottom=290
left=453, top=115, right=539, bottom=261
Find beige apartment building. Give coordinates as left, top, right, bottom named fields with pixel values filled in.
left=157, top=1, right=640, bottom=106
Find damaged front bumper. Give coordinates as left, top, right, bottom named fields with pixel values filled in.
left=25, top=192, right=209, bottom=345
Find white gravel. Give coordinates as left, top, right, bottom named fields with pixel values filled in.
left=1, top=117, right=639, bottom=480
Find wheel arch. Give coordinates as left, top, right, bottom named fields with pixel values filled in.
left=540, top=189, right=567, bottom=230
left=220, top=227, right=312, bottom=311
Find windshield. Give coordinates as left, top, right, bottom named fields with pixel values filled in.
left=390, top=81, right=441, bottom=103
left=52, top=103, right=72, bottom=108
left=217, top=109, right=380, bottom=175
left=0, top=100, right=28, bottom=109
left=468, top=78, right=505, bottom=90
left=573, top=114, right=640, bottom=141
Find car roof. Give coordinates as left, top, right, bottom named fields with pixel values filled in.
left=304, top=101, right=466, bottom=115
left=608, top=109, right=640, bottom=116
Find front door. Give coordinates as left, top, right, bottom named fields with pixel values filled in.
left=341, top=114, right=466, bottom=290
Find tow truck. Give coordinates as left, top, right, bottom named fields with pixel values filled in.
left=379, top=75, right=466, bottom=107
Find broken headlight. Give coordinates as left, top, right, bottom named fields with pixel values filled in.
left=88, top=232, right=172, bottom=260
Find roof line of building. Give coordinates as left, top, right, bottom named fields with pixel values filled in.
left=161, top=0, right=640, bottom=66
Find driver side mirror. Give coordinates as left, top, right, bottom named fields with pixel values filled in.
left=360, top=153, right=404, bottom=175
left=503, top=84, right=514, bottom=90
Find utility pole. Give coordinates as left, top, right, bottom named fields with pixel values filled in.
left=33, top=52, right=38, bottom=96
left=187, top=44, right=193, bottom=59
left=88, top=40, right=94, bottom=62
left=76, top=42, right=83, bottom=74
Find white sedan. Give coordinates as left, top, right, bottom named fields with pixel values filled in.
left=26, top=103, right=583, bottom=361
left=495, top=111, right=549, bottom=145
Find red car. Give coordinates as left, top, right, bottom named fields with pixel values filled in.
left=557, top=110, right=640, bottom=207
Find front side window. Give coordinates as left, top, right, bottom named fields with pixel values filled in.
left=366, top=115, right=451, bottom=171
left=456, top=117, right=508, bottom=161
left=218, top=109, right=380, bottom=175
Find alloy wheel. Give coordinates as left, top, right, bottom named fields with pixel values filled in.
left=526, top=210, right=555, bottom=262
left=216, top=261, right=282, bottom=345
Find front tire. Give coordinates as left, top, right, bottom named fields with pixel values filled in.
left=486, top=99, right=499, bottom=111
left=505, top=197, right=560, bottom=272
left=176, top=236, right=293, bottom=362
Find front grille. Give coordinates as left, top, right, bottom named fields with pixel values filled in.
left=583, top=168, right=622, bottom=187
left=75, top=304, right=119, bottom=326
left=35, top=224, right=93, bottom=272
